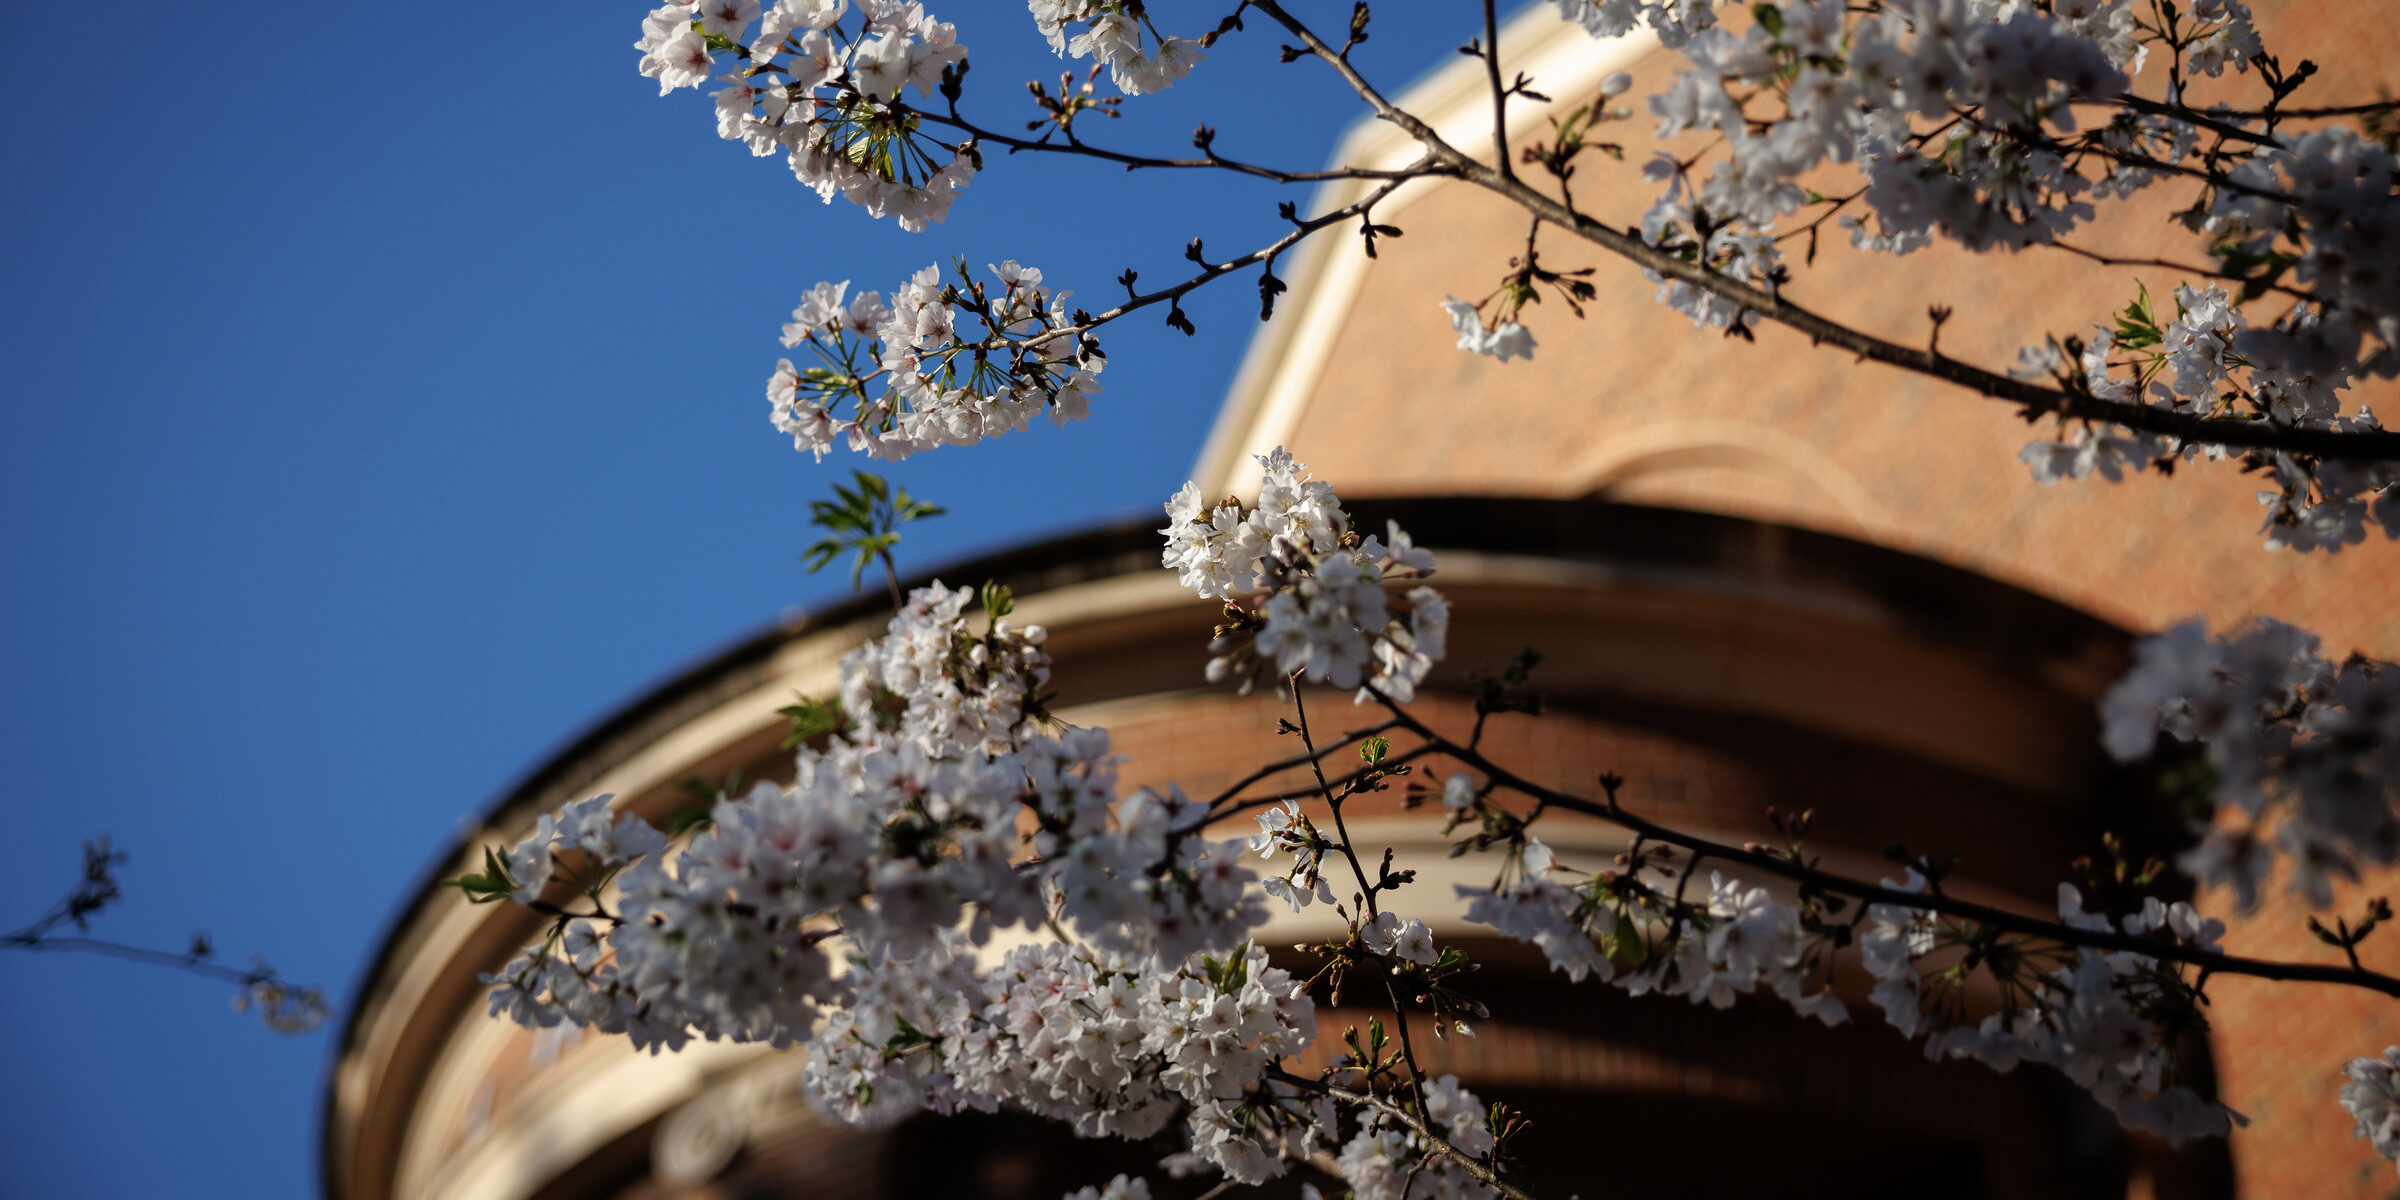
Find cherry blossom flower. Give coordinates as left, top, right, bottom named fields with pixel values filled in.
left=1441, top=298, right=1536, bottom=362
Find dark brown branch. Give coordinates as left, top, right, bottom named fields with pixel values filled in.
left=1372, top=696, right=2400, bottom=1000
left=1480, top=0, right=1514, bottom=180
left=1499, top=167, right=2398, bottom=459
left=1272, top=1070, right=1541, bottom=1200
left=1249, top=2, right=1443, bottom=146
left=1204, top=719, right=1407, bottom=811
left=908, top=103, right=1439, bottom=185
left=2040, top=238, right=2315, bottom=301
left=2, top=932, right=290, bottom=989
left=1215, top=747, right=1435, bottom=820
left=2191, top=99, right=2400, bottom=120
left=1290, top=679, right=1435, bottom=1119
left=1249, top=1, right=2400, bottom=462
left=1290, top=679, right=1381, bottom=918
left=1020, top=174, right=1417, bottom=352
left=1549, top=186, right=2400, bottom=456
left=2109, top=94, right=2281, bottom=147
left=1984, top=113, right=2307, bottom=206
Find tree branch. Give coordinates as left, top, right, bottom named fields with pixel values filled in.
left=1248, top=2, right=2400, bottom=463
left=3, top=841, right=326, bottom=1032
left=1499, top=168, right=2397, bottom=459
left=1272, top=1070, right=1542, bottom=1200
left=3, top=932, right=289, bottom=989
left=1371, top=695, right=2400, bottom=1000
left=1290, top=679, right=1435, bottom=1118
left=1479, top=0, right=1514, bottom=180
left=2109, top=94, right=2282, bottom=148
left=1018, top=173, right=1419, bottom=352
left=908, top=102, right=1443, bottom=184
left=1205, top=719, right=1408, bottom=812
left=2183, top=99, right=2400, bottom=121
left=2039, top=238, right=2317, bottom=302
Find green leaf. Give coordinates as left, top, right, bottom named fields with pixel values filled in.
left=780, top=696, right=846, bottom=747
left=979, top=580, right=1015, bottom=621
left=801, top=469, right=946, bottom=596
left=1502, top=646, right=1543, bottom=686
left=442, top=845, right=521, bottom=904
left=2112, top=282, right=2162, bottom=349
left=1604, top=929, right=1647, bottom=968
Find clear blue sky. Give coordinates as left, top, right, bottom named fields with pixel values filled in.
left=0, top=5, right=1481, bottom=1197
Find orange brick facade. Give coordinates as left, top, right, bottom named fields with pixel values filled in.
left=1238, top=4, right=2399, bottom=1192
left=332, top=9, right=2399, bottom=1198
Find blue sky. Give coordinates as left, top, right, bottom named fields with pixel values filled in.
left=0, top=4, right=1480, bottom=1197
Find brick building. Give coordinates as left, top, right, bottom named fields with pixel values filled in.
left=325, top=7, right=2400, bottom=1199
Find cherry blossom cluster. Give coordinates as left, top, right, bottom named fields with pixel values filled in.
left=1554, top=0, right=1721, bottom=50
left=2102, top=618, right=2400, bottom=912
left=501, top=793, right=670, bottom=905
left=231, top=975, right=332, bottom=1034
left=2014, top=283, right=2398, bottom=552
left=1624, top=0, right=2189, bottom=259
left=1064, top=1176, right=1150, bottom=1200
left=1333, top=1075, right=1499, bottom=1200
left=1455, top=855, right=1849, bottom=1024
left=1454, top=828, right=2237, bottom=1144
left=470, top=578, right=1457, bottom=1183
left=1163, top=449, right=1447, bottom=701
left=478, top=581, right=1264, bottom=1046
left=1249, top=799, right=1341, bottom=916
left=1868, top=876, right=2240, bottom=1145
left=2208, top=127, right=2400, bottom=381
left=467, top=479, right=1492, bottom=1190
left=769, top=261, right=1105, bottom=460
left=1440, top=297, right=1537, bottom=362
left=836, top=576, right=1054, bottom=755
left=2343, top=1047, right=2400, bottom=1179
left=803, top=937, right=1326, bottom=1183
left=1030, top=2, right=1207, bottom=96
left=1621, top=0, right=2153, bottom=335
left=638, top=0, right=974, bottom=230
left=1550, top=0, right=2397, bottom=547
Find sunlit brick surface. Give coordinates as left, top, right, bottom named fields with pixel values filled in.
left=1243, top=5, right=2400, bottom=1190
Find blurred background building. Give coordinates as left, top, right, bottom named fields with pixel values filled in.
left=325, top=6, right=2400, bottom=1198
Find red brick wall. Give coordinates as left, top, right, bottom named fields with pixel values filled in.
left=1255, top=5, right=2400, bottom=1192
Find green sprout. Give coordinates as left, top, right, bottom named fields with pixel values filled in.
left=803, top=469, right=945, bottom=606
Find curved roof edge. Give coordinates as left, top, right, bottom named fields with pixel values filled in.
left=322, top=495, right=2129, bottom=1200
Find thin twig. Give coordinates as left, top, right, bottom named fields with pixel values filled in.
left=1018, top=173, right=1420, bottom=353
left=1480, top=0, right=1513, bottom=179
left=910, top=103, right=1441, bottom=185
left=1290, top=678, right=1433, bottom=1119
left=1246, top=0, right=2400, bottom=462
left=1205, top=719, right=1406, bottom=811
left=1273, top=1070, right=1541, bottom=1200
left=2, top=933, right=288, bottom=988
left=1371, top=695, right=2400, bottom=1000
left=2040, top=238, right=2317, bottom=302
left=1213, top=745, right=1435, bottom=821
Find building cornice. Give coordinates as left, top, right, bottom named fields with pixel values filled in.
left=325, top=498, right=2128, bottom=1200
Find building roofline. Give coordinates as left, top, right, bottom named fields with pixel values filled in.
left=324, top=496, right=2128, bottom=1200
left=319, top=517, right=1170, bottom=1200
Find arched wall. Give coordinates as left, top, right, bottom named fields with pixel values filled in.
left=328, top=503, right=2214, bottom=1200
